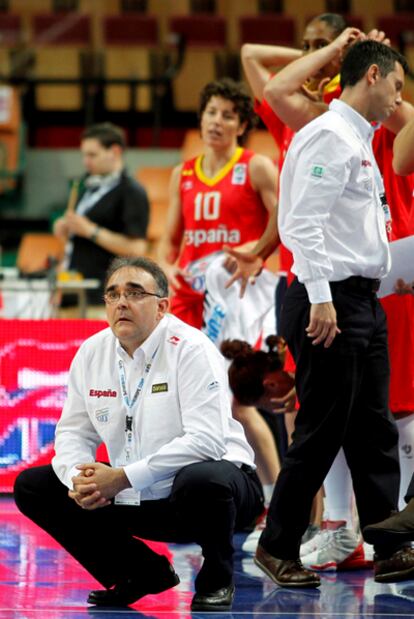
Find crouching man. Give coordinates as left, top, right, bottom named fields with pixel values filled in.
left=14, top=256, right=263, bottom=612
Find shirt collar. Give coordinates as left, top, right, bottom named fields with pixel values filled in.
left=329, top=99, right=374, bottom=142
left=116, top=315, right=167, bottom=361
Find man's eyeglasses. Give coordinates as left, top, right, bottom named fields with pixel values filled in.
left=103, top=289, right=162, bottom=304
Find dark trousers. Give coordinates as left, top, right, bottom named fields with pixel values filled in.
left=260, top=278, right=400, bottom=559
left=273, top=274, right=289, bottom=460
left=14, top=460, right=263, bottom=593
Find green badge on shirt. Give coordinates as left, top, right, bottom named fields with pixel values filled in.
left=311, top=165, right=325, bottom=178
left=152, top=382, right=168, bottom=393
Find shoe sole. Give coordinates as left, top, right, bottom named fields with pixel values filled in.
left=364, top=527, right=414, bottom=546
left=307, top=559, right=373, bottom=572
left=304, top=544, right=372, bottom=572
left=191, top=602, right=233, bottom=611
left=87, top=574, right=180, bottom=606
left=375, top=565, right=414, bottom=583
left=254, top=557, right=321, bottom=588
left=87, top=597, right=130, bottom=607
left=191, top=586, right=234, bottom=612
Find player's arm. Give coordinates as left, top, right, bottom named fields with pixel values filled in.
left=241, top=43, right=302, bottom=102
left=393, top=113, right=414, bottom=175
left=224, top=154, right=279, bottom=295
left=157, top=165, right=188, bottom=289
left=264, top=27, right=361, bottom=131
left=248, top=153, right=280, bottom=251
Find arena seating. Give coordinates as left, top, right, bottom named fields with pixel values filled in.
left=102, top=13, right=159, bottom=112
left=31, top=12, right=92, bottom=110
left=168, top=14, right=227, bottom=111
left=239, top=14, right=296, bottom=47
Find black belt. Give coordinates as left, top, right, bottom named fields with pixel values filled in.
left=331, top=276, right=381, bottom=294
left=241, top=463, right=256, bottom=475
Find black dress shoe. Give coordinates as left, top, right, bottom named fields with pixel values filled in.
left=87, top=564, right=180, bottom=607
left=374, top=546, right=414, bottom=583
left=191, top=584, right=235, bottom=611
left=254, top=544, right=321, bottom=588
left=364, top=500, right=414, bottom=546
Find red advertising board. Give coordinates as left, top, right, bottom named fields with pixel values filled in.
left=0, top=320, right=107, bottom=493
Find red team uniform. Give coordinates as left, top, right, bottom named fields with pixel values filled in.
left=170, top=147, right=269, bottom=329
left=374, top=126, right=414, bottom=413
left=256, top=78, right=414, bottom=410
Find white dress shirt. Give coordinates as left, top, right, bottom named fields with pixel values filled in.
left=52, top=313, right=255, bottom=501
left=278, top=99, right=391, bottom=304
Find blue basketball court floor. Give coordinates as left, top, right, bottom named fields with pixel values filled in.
left=1, top=497, right=414, bottom=618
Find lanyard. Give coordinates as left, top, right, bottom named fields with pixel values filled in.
left=117, top=345, right=159, bottom=461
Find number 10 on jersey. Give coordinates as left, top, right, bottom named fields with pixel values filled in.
left=194, top=191, right=221, bottom=221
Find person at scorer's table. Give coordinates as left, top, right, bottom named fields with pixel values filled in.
left=13, top=256, right=264, bottom=612
left=53, top=123, right=149, bottom=317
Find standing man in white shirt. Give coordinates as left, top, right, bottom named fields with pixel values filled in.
left=254, top=40, right=414, bottom=588
left=13, top=256, right=263, bottom=612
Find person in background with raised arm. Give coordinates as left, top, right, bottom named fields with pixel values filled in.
left=236, top=15, right=357, bottom=564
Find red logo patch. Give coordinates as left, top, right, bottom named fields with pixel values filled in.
left=168, top=336, right=181, bottom=345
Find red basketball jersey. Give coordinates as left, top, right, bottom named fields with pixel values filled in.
left=170, top=147, right=269, bottom=328
left=178, top=147, right=269, bottom=270
left=374, top=125, right=414, bottom=413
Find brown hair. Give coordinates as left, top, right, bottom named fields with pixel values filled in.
left=198, top=77, right=257, bottom=145
left=81, top=122, right=126, bottom=150
left=221, top=335, right=283, bottom=405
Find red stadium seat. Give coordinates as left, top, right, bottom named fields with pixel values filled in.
left=0, top=13, right=22, bottom=46
left=0, top=14, right=22, bottom=77
left=31, top=13, right=92, bottom=110
left=102, top=14, right=159, bottom=111
left=169, top=15, right=226, bottom=48
left=377, top=14, right=414, bottom=48
left=168, top=15, right=227, bottom=111
left=32, top=12, right=91, bottom=45
left=239, top=14, right=296, bottom=47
